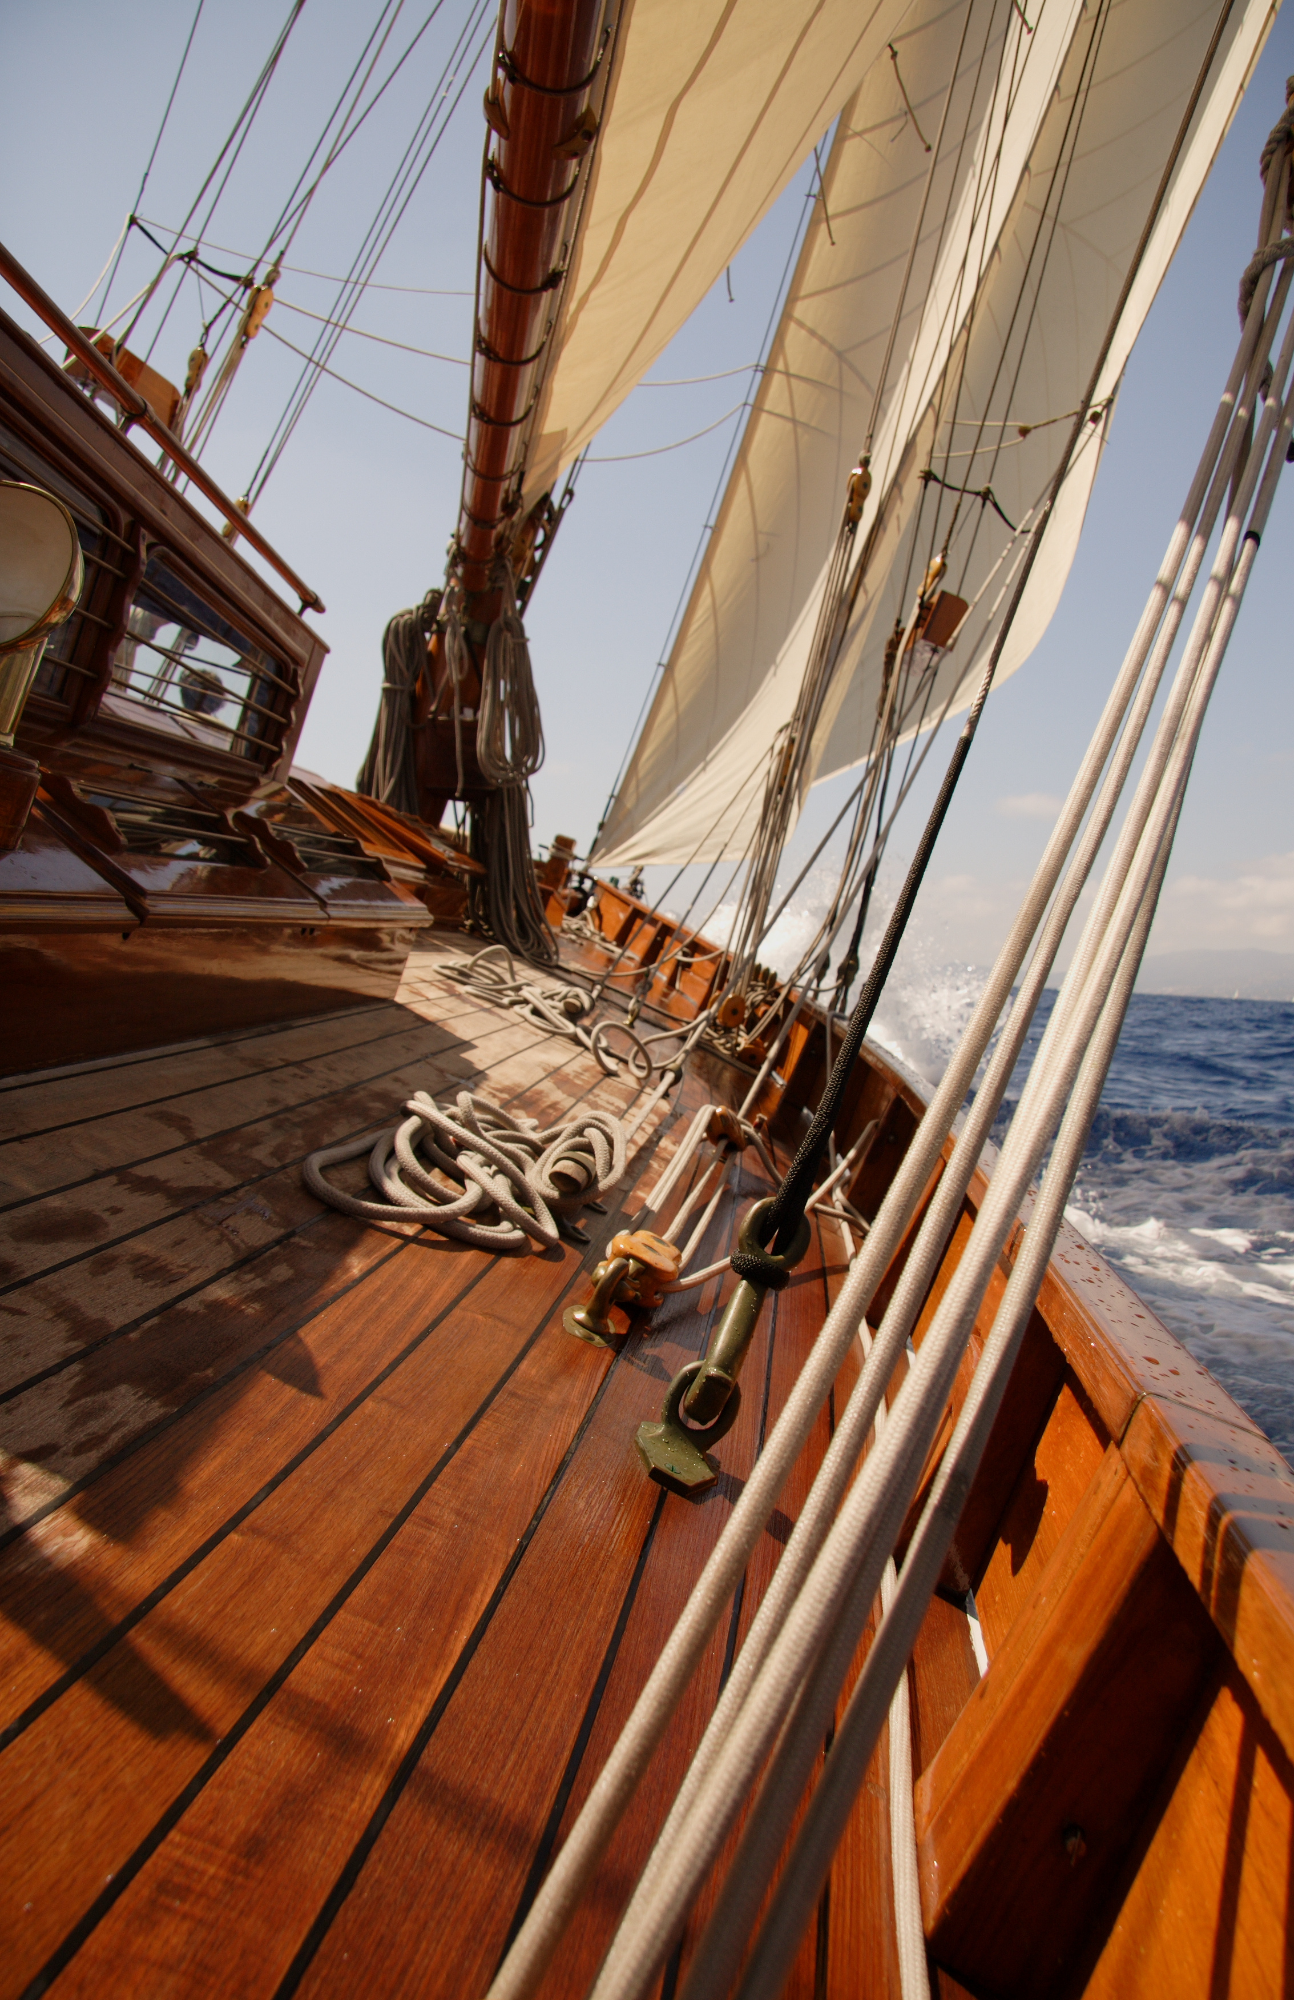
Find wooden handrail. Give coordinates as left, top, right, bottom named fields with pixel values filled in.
left=0, top=238, right=325, bottom=614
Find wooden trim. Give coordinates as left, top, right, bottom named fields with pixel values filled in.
left=0, top=245, right=322, bottom=611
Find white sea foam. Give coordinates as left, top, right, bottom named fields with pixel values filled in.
left=757, top=878, right=1294, bottom=1458
left=713, top=861, right=989, bottom=1088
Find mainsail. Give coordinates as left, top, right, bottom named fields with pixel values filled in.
left=516, top=0, right=925, bottom=513
left=590, top=0, right=1274, bottom=871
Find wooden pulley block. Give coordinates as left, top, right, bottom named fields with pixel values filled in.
left=606, top=1229, right=681, bottom=1307
left=716, top=992, right=746, bottom=1031
left=706, top=1106, right=747, bottom=1149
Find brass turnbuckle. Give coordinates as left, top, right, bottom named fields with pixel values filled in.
left=635, top=1197, right=811, bottom=1494
left=562, top=1229, right=681, bottom=1346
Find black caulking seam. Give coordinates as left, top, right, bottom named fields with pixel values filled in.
left=21, top=1247, right=607, bottom=2000
left=0, top=998, right=399, bottom=1107
left=0, top=1017, right=547, bottom=1280
left=0, top=1058, right=653, bottom=1533
left=0, top=1023, right=595, bottom=1389
left=495, top=1483, right=669, bottom=1972
left=269, top=1278, right=631, bottom=1997
left=0, top=1257, right=493, bottom=1751
left=0, top=1001, right=456, bottom=1154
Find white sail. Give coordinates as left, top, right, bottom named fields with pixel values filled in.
left=517, top=0, right=918, bottom=511
left=593, top=0, right=1275, bottom=871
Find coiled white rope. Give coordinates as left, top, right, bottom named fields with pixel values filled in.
left=484, top=188, right=1294, bottom=2000
left=442, top=944, right=654, bottom=1081
left=303, top=1089, right=627, bottom=1251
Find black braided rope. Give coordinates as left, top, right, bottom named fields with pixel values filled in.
left=762, top=721, right=978, bottom=1254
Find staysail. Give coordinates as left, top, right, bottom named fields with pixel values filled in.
left=591, top=0, right=1275, bottom=871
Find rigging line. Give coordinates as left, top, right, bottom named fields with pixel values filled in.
left=259, top=325, right=464, bottom=435
left=141, top=0, right=307, bottom=368
left=129, top=214, right=251, bottom=287
left=919, top=466, right=1017, bottom=531
left=585, top=405, right=750, bottom=463
left=903, top=0, right=1037, bottom=583
left=876, top=0, right=1033, bottom=546
left=640, top=363, right=763, bottom=386
left=135, top=221, right=473, bottom=292
left=878, top=0, right=1040, bottom=503
left=833, top=0, right=999, bottom=653
left=589, top=754, right=774, bottom=1000
left=812, top=145, right=836, bottom=247
left=257, top=0, right=412, bottom=259
left=244, top=0, right=493, bottom=503
left=888, top=41, right=933, bottom=153
left=249, top=0, right=492, bottom=471
left=272, top=297, right=468, bottom=364
left=864, top=12, right=974, bottom=458
left=878, top=9, right=1038, bottom=622
left=924, top=0, right=1111, bottom=564
left=636, top=852, right=751, bottom=997
left=592, top=172, right=821, bottom=841
left=938, top=401, right=1111, bottom=456
left=761, top=0, right=1237, bottom=1251
left=942, top=0, right=1117, bottom=587
left=251, top=8, right=492, bottom=493
left=185, top=1, right=309, bottom=252
left=98, top=0, right=207, bottom=325
left=746, top=661, right=969, bottom=1041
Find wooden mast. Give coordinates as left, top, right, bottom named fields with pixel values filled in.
left=456, top=0, right=607, bottom=614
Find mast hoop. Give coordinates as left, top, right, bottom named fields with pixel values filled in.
left=497, top=38, right=605, bottom=98
left=470, top=394, right=540, bottom=431
left=481, top=250, right=567, bottom=297
left=485, top=157, right=582, bottom=211
left=476, top=328, right=551, bottom=369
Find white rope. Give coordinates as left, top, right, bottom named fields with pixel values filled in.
left=303, top=1089, right=626, bottom=1251
left=441, top=944, right=653, bottom=1082
left=584, top=256, right=1294, bottom=2000
left=483, top=221, right=1294, bottom=2000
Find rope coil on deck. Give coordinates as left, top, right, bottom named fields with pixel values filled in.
left=303, top=1090, right=626, bottom=1251
left=443, top=943, right=654, bottom=1080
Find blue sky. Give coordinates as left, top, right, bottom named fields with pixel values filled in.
left=4, top=0, right=1293, bottom=970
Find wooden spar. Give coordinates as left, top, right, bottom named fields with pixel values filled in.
left=0, top=239, right=325, bottom=615
left=456, top=0, right=607, bottom=608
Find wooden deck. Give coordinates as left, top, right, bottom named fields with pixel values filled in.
left=0, top=940, right=913, bottom=1998
left=4, top=934, right=1294, bottom=1997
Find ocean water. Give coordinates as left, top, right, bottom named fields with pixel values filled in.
left=993, top=990, right=1294, bottom=1464
left=869, top=968, right=1294, bottom=1464
left=702, top=866, right=1294, bottom=1458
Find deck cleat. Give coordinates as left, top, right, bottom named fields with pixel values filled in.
left=635, top=1359, right=742, bottom=1492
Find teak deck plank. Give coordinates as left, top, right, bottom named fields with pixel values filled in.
left=0, top=1016, right=608, bottom=1415
left=3, top=1189, right=650, bottom=1997
left=0, top=957, right=486, bottom=1147
left=42, top=1272, right=619, bottom=2000
left=0, top=998, right=489, bottom=1208
left=290, top=1257, right=761, bottom=1996
left=7, top=922, right=1294, bottom=1999
left=0, top=1015, right=525, bottom=1289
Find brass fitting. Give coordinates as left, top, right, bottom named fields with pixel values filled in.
left=563, top=1230, right=682, bottom=1346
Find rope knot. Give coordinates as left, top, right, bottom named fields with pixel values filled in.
left=727, top=1197, right=812, bottom=1291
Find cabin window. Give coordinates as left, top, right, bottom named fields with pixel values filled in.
left=0, top=420, right=132, bottom=715
left=107, top=557, right=297, bottom=767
